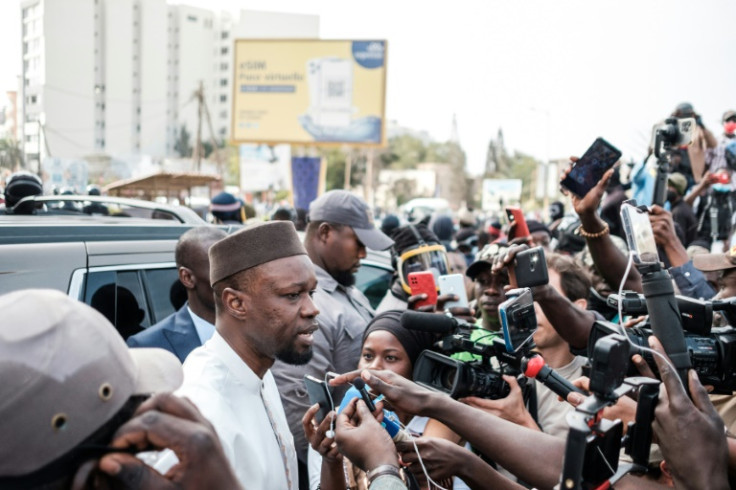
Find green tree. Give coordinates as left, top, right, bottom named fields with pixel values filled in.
left=0, top=138, right=24, bottom=171
left=506, top=151, right=543, bottom=207
left=381, top=134, right=427, bottom=169
left=174, top=125, right=192, bottom=158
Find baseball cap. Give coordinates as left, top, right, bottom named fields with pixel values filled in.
left=693, top=245, right=736, bottom=272
left=667, top=172, right=688, bottom=196
left=309, top=190, right=394, bottom=250
left=722, top=110, right=736, bottom=123
left=674, top=102, right=694, bottom=117
left=0, top=289, right=182, bottom=477
left=466, top=242, right=509, bottom=280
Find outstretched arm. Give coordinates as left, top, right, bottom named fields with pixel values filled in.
left=563, top=160, right=642, bottom=293
left=332, top=370, right=565, bottom=489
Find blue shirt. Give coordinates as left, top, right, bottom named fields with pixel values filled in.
left=187, top=306, right=216, bottom=344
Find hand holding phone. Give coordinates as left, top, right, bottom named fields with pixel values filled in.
left=513, top=247, right=549, bottom=288
left=408, top=271, right=437, bottom=308
left=438, top=274, right=469, bottom=309
left=560, top=138, right=622, bottom=198
left=304, top=375, right=333, bottom=424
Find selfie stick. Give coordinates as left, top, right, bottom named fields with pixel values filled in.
left=638, top=262, right=692, bottom=395
left=651, top=119, right=676, bottom=207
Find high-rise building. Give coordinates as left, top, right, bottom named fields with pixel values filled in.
left=19, top=0, right=318, bottom=168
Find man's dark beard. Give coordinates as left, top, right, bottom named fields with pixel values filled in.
left=277, top=345, right=314, bottom=365
left=332, top=269, right=355, bottom=287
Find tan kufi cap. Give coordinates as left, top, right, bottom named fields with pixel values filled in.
left=0, top=289, right=182, bottom=478
left=209, top=220, right=307, bottom=285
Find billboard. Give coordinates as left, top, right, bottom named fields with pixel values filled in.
left=232, top=40, right=387, bottom=146
left=481, top=179, right=523, bottom=213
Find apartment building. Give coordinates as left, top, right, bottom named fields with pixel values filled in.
left=19, top=0, right=318, bottom=167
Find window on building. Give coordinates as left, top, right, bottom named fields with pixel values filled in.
left=220, top=78, right=227, bottom=86
left=219, top=94, right=227, bottom=102
left=221, top=31, right=228, bottom=39
left=187, top=15, right=197, bottom=22
left=220, top=62, right=228, bottom=70
left=221, top=47, right=228, bottom=55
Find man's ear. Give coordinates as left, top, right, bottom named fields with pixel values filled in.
left=659, top=460, right=674, bottom=486
left=179, top=266, right=195, bottom=289
left=317, top=222, right=332, bottom=242
left=222, top=288, right=248, bottom=320
left=573, top=298, right=587, bottom=310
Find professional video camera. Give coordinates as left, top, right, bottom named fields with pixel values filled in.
left=561, top=333, right=660, bottom=489
left=592, top=292, right=736, bottom=394
left=651, top=117, right=695, bottom=206
left=402, top=310, right=514, bottom=399
left=404, top=284, right=582, bottom=401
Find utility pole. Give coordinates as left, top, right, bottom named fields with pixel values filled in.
left=191, top=81, right=204, bottom=172
left=344, top=148, right=352, bottom=190
left=190, top=80, right=222, bottom=174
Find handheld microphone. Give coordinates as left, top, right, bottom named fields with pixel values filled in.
left=523, top=356, right=584, bottom=400
left=400, top=310, right=462, bottom=334
left=352, top=378, right=376, bottom=412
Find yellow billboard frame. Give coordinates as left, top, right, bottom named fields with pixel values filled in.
left=230, top=39, right=387, bottom=148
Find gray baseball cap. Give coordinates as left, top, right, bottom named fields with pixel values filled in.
left=0, top=289, right=182, bottom=478
left=309, top=190, right=394, bottom=251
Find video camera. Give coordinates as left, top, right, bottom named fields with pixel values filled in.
left=403, top=311, right=515, bottom=399
left=593, top=292, right=736, bottom=394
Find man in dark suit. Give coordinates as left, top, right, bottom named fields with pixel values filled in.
left=127, top=226, right=227, bottom=362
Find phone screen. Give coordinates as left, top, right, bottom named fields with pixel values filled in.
left=620, top=204, right=658, bottom=264
left=499, top=288, right=537, bottom=353
left=561, top=138, right=622, bottom=198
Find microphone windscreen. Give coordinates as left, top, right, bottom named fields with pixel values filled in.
left=401, top=310, right=456, bottom=334
left=352, top=378, right=365, bottom=390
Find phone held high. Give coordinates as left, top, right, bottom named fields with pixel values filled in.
left=560, top=137, right=622, bottom=198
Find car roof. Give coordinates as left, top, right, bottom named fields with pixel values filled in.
left=8, top=195, right=205, bottom=224
left=0, top=214, right=240, bottom=245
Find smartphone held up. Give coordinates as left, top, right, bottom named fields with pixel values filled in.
left=560, top=137, right=622, bottom=198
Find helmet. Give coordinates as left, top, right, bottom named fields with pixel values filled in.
left=4, top=171, right=43, bottom=208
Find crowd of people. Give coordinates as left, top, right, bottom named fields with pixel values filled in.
left=1, top=102, right=736, bottom=489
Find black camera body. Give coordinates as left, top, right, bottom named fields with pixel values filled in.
left=405, top=312, right=520, bottom=400
left=413, top=348, right=511, bottom=399
left=590, top=320, right=736, bottom=395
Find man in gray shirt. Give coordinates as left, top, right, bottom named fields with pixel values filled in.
left=271, top=190, right=393, bottom=487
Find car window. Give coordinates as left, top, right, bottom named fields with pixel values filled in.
left=355, top=262, right=394, bottom=309
left=142, top=268, right=181, bottom=323
left=84, top=270, right=151, bottom=340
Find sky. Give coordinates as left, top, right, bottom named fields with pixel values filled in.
left=2, top=0, right=735, bottom=176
